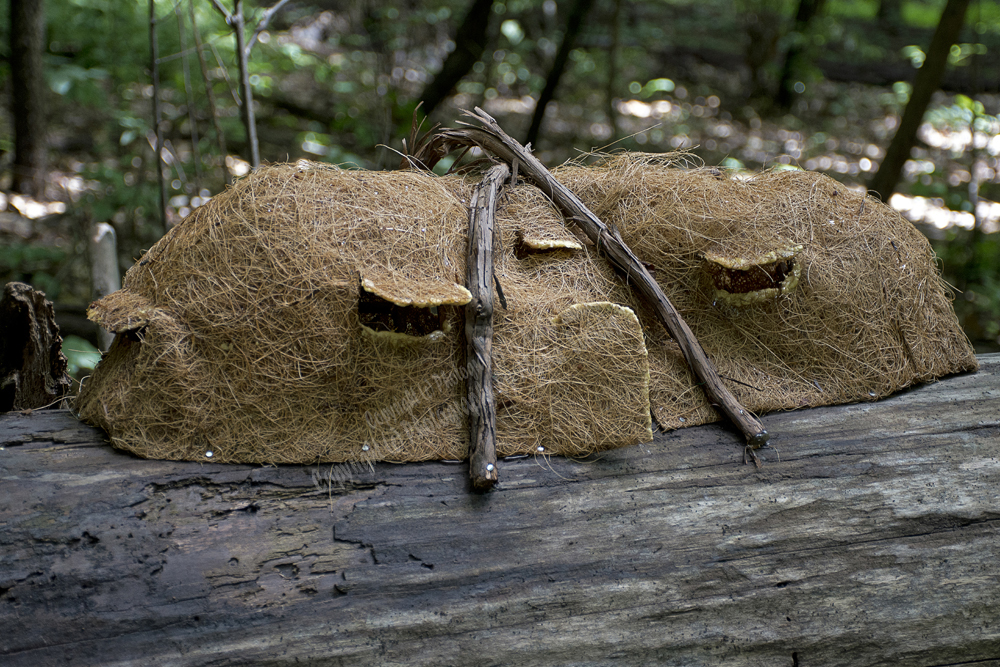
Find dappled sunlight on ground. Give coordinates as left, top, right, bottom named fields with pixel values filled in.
left=890, top=193, right=1000, bottom=233
left=1, top=194, right=66, bottom=220
left=612, top=97, right=1000, bottom=234
left=920, top=123, right=1000, bottom=157
left=481, top=95, right=536, bottom=116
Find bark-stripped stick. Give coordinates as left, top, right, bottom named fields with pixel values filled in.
left=466, top=163, right=509, bottom=490
left=428, top=108, right=770, bottom=450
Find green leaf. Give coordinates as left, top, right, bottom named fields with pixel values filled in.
left=62, top=336, right=102, bottom=378
left=642, top=78, right=675, bottom=97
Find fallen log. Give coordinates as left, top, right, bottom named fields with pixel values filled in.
left=1, top=355, right=998, bottom=666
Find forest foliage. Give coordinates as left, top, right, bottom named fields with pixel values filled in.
left=1, top=0, right=999, bottom=360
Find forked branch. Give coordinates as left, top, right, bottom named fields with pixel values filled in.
left=419, top=108, right=770, bottom=452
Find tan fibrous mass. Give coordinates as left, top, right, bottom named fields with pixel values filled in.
left=74, top=157, right=978, bottom=465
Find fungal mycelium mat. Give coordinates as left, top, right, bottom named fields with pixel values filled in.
left=76, top=153, right=976, bottom=465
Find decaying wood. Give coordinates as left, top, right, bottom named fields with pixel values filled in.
left=418, top=108, right=769, bottom=450
left=1, top=357, right=997, bottom=666
left=466, top=163, right=509, bottom=490
left=0, top=282, right=71, bottom=412
left=89, top=223, right=121, bottom=351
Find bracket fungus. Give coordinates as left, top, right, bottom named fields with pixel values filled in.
left=358, top=273, right=471, bottom=341
left=704, top=244, right=803, bottom=306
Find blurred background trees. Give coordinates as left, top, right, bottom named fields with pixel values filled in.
left=1, top=0, right=998, bottom=365
left=9, top=0, right=46, bottom=196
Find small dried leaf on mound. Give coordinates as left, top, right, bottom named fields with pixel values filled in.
left=357, top=269, right=471, bottom=341
left=502, top=182, right=585, bottom=255
left=704, top=244, right=803, bottom=271
left=519, top=231, right=583, bottom=252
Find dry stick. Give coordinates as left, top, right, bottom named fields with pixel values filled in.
left=444, top=108, right=770, bottom=452
left=466, top=163, right=509, bottom=491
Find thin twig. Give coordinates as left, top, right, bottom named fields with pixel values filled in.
left=211, top=0, right=260, bottom=168
left=175, top=3, right=203, bottom=190
left=149, top=0, right=168, bottom=235
left=189, top=0, right=230, bottom=183
left=162, top=139, right=188, bottom=185
left=210, top=0, right=231, bottom=21
left=233, top=0, right=259, bottom=168
left=247, top=0, right=291, bottom=55
left=209, top=42, right=241, bottom=105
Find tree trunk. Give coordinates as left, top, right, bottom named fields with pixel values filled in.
left=878, top=0, right=904, bottom=33
left=1, top=356, right=998, bottom=665
left=744, top=7, right=781, bottom=100
left=524, top=0, right=596, bottom=147
left=603, top=0, right=621, bottom=143
left=418, top=0, right=493, bottom=118
left=868, top=0, right=971, bottom=202
left=775, top=0, right=826, bottom=109
left=0, top=282, right=71, bottom=411
left=9, top=0, right=47, bottom=197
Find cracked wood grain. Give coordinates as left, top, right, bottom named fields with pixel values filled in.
left=0, top=356, right=997, bottom=666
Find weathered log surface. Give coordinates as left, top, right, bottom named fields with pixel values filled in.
left=2, top=356, right=999, bottom=667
